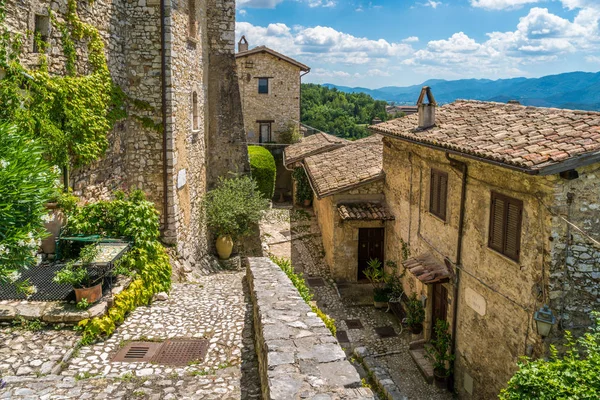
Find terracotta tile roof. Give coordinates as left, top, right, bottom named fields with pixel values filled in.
left=236, top=46, right=310, bottom=72
left=369, top=100, right=600, bottom=174
left=283, top=132, right=349, bottom=168
left=338, top=203, right=394, bottom=221
left=304, top=134, right=384, bottom=198
left=403, top=254, right=452, bottom=284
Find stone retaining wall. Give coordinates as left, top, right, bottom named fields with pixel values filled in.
left=246, top=257, right=374, bottom=400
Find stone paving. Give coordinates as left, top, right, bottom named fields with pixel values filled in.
left=262, top=205, right=453, bottom=400
left=0, top=270, right=261, bottom=399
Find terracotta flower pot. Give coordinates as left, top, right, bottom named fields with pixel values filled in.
left=433, top=369, right=449, bottom=390
left=409, top=323, right=423, bottom=335
left=216, top=235, right=234, bottom=260
left=303, top=199, right=311, bottom=207
left=74, top=282, right=103, bottom=304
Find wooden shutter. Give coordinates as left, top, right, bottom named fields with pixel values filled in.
left=430, top=169, right=448, bottom=220
left=489, top=192, right=522, bottom=261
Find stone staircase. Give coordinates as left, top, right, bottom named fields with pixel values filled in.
left=408, top=339, right=434, bottom=384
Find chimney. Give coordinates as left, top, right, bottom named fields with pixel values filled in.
left=417, top=86, right=437, bottom=130
left=238, top=36, right=248, bottom=53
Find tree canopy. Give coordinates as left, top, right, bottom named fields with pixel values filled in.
left=301, top=84, right=389, bottom=140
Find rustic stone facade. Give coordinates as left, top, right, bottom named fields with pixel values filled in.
left=236, top=45, right=309, bottom=144
left=313, top=180, right=388, bottom=281
left=4, top=0, right=249, bottom=262
left=381, top=137, right=600, bottom=399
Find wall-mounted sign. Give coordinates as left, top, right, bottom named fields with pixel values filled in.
left=465, top=287, right=486, bottom=316
left=177, top=169, right=187, bottom=189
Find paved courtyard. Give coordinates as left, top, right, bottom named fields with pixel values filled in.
left=0, top=270, right=260, bottom=399
left=262, top=204, right=454, bottom=400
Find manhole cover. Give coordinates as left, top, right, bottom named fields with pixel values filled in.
left=112, top=342, right=162, bottom=362
left=336, top=330, right=350, bottom=343
left=374, top=326, right=397, bottom=339
left=306, top=277, right=325, bottom=287
left=345, top=319, right=363, bottom=329
left=152, top=339, right=208, bottom=366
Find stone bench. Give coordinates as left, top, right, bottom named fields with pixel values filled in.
left=246, top=257, right=374, bottom=400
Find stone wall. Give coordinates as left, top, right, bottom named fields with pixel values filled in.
left=382, top=137, right=557, bottom=399
left=246, top=257, right=373, bottom=400
left=548, top=163, right=600, bottom=340
left=237, top=51, right=302, bottom=143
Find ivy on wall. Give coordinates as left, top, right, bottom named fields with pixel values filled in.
left=0, top=0, right=126, bottom=185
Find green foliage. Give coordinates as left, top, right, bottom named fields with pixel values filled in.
left=12, top=316, right=47, bottom=332
left=54, top=244, right=100, bottom=288
left=63, top=191, right=171, bottom=344
left=405, top=293, right=425, bottom=327
left=500, top=312, right=600, bottom=399
left=76, top=298, right=90, bottom=310
left=292, top=168, right=312, bottom=204
left=278, top=122, right=302, bottom=144
left=426, top=319, right=455, bottom=376
left=301, top=83, right=389, bottom=140
left=202, top=176, right=270, bottom=240
left=0, top=123, right=59, bottom=283
left=248, top=146, right=276, bottom=200
left=0, top=0, right=126, bottom=183
left=270, top=256, right=336, bottom=336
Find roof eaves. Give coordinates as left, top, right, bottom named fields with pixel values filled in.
left=311, top=174, right=386, bottom=200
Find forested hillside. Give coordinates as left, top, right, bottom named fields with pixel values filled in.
left=301, top=84, right=389, bottom=140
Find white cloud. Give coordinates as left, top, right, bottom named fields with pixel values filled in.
left=237, top=0, right=335, bottom=8
left=238, top=9, right=247, bottom=15
left=470, top=0, right=541, bottom=10
left=368, top=69, right=391, bottom=77
left=424, top=1, right=442, bottom=9
left=586, top=55, right=600, bottom=63
left=403, top=36, right=420, bottom=43
left=307, top=0, right=336, bottom=7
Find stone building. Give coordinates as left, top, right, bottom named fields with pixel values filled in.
left=369, top=90, right=600, bottom=398
left=285, top=134, right=395, bottom=281
left=235, top=36, right=310, bottom=144
left=3, top=0, right=249, bottom=263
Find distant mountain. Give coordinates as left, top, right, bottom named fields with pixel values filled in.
left=323, top=71, right=600, bottom=111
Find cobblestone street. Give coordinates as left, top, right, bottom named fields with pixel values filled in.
left=262, top=205, right=453, bottom=400
left=0, top=270, right=261, bottom=399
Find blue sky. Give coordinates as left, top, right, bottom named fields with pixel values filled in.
left=235, top=0, right=600, bottom=88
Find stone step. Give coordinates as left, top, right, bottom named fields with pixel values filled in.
left=408, top=346, right=434, bottom=385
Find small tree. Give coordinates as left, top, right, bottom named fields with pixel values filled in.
left=426, top=319, right=455, bottom=377
left=500, top=312, right=600, bottom=399
left=278, top=122, right=302, bottom=144
left=203, top=175, right=270, bottom=240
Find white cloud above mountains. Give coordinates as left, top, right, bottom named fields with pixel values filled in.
left=237, top=0, right=335, bottom=8
left=470, top=0, right=541, bottom=10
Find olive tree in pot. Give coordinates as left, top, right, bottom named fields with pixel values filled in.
left=426, top=319, right=455, bottom=389
left=203, top=176, right=270, bottom=260
left=53, top=244, right=103, bottom=304
left=405, top=293, right=425, bottom=334
left=364, top=258, right=393, bottom=308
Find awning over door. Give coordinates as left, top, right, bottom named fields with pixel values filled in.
left=403, top=253, right=452, bottom=284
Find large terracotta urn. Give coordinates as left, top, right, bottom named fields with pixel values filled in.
left=41, top=203, right=66, bottom=255
left=216, top=235, right=234, bottom=260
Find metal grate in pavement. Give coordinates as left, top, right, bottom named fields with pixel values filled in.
left=306, top=277, right=325, bottom=287
left=151, top=339, right=209, bottom=366
left=345, top=319, right=364, bottom=329
left=374, top=326, right=397, bottom=339
left=112, top=342, right=163, bottom=362
left=336, top=330, right=350, bottom=343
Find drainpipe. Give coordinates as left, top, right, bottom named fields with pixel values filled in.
left=446, top=153, right=467, bottom=391
left=160, top=0, right=169, bottom=236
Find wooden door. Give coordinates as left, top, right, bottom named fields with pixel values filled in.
left=431, top=283, right=448, bottom=339
left=357, top=228, right=385, bottom=281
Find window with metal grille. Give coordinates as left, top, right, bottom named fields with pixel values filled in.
left=192, top=91, right=199, bottom=131
left=33, top=15, right=50, bottom=53
left=429, top=169, right=448, bottom=220
left=258, top=78, right=269, bottom=94
left=488, top=191, right=523, bottom=262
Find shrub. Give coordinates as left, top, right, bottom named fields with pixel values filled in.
left=65, top=191, right=171, bottom=344
left=54, top=244, right=100, bottom=288
left=278, top=122, right=302, bottom=144
left=203, top=175, right=270, bottom=240
left=500, top=312, right=600, bottom=399
left=292, top=167, right=312, bottom=204
left=0, top=123, right=59, bottom=284
left=270, top=256, right=336, bottom=336
left=405, top=293, right=425, bottom=327
left=248, top=146, right=276, bottom=200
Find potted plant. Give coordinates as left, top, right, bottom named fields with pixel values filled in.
left=405, top=293, right=425, bottom=334
left=203, top=175, right=270, bottom=260
left=53, top=244, right=103, bottom=303
left=292, top=168, right=313, bottom=207
left=364, top=258, right=392, bottom=308
left=426, top=319, right=455, bottom=389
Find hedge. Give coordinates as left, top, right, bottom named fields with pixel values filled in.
left=248, top=145, right=276, bottom=200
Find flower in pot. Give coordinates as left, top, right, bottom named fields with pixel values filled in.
left=426, top=319, right=455, bottom=390
left=203, top=175, right=270, bottom=260
left=405, top=293, right=425, bottom=334
left=364, top=258, right=392, bottom=308
left=53, top=244, right=103, bottom=304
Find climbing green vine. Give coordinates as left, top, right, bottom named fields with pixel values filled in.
left=0, top=0, right=126, bottom=186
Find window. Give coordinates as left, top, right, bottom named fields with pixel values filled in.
left=188, top=0, right=197, bottom=38
left=429, top=169, right=448, bottom=220
left=258, top=78, right=269, bottom=94
left=33, top=15, right=50, bottom=53
left=488, top=191, right=523, bottom=261
left=259, top=123, right=271, bottom=143
left=192, top=92, right=199, bottom=131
